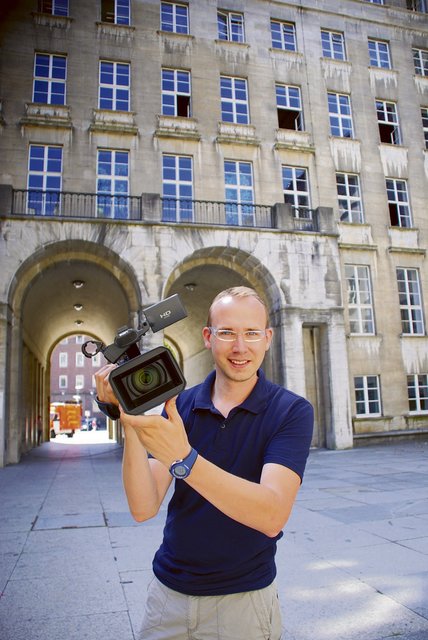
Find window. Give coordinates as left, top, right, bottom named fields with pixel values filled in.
left=220, top=76, right=249, bottom=124
left=368, top=39, right=391, bottom=69
left=396, top=268, right=424, bottom=335
left=101, top=0, right=130, bottom=25
left=99, top=61, right=130, bottom=111
left=407, top=0, right=428, bottom=12
left=38, top=0, right=68, bottom=16
left=92, top=353, right=101, bottom=367
left=162, top=154, right=193, bottom=222
left=376, top=100, right=401, bottom=145
left=59, top=375, right=68, bottom=389
left=75, top=375, right=84, bottom=390
left=160, top=2, right=189, bottom=34
left=413, top=48, right=428, bottom=76
left=321, top=30, right=346, bottom=60
left=282, top=166, right=310, bottom=217
left=366, top=0, right=384, bottom=4
left=217, top=10, right=244, bottom=43
left=407, top=374, right=428, bottom=412
left=59, top=352, right=68, bottom=367
left=33, top=53, right=67, bottom=105
left=328, top=93, right=354, bottom=138
left=27, top=145, right=62, bottom=215
left=336, top=173, right=364, bottom=223
left=224, top=161, right=255, bottom=226
left=162, top=68, right=191, bottom=117
left=276, top=84, right=303, bottom=130
left=270, top=20, right=297, bottom=51
left=354, top=376, right=381, bottom=417
left=422, top=107, right=428, bottom=149
left=386, top=179, right=412, bottom=227
left=76, top=352, right=84, bottom=367
left=345, top=265, right=375, bottom=334
left=97, top=149, right=129, bottom=218
left=75, top=335, right=84, bottom=344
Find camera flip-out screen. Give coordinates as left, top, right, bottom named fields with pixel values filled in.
left=109, top=346, right=186, bottom=415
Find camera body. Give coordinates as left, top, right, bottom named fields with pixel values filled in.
left=82, top=295, right=187, bottom=415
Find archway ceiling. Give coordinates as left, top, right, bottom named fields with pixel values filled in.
left=22, top=260, right=131, bottom=359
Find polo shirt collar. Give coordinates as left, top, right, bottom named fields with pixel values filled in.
left=193, top=368, right=269, bottom=415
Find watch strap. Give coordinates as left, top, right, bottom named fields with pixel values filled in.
left=169, top=447, right=198, bottom=478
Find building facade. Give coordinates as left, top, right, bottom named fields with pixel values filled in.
left=0, top=0, right=427, bottom=465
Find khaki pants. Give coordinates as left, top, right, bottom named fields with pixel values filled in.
left=139, top=577, right=283, bottom=640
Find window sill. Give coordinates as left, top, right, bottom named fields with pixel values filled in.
left=89, top=109, right=138, bottom=134
left=95, top=22, right=135, bottom=38
left=154, top=115, right=200, bottom=140
left=216, top=122, right=260, bottom=145
left=20, top=103, right=72, bottom=129
left=32, top=12, right=73, bottom=29
left=274, top=128, right=314, bottom=152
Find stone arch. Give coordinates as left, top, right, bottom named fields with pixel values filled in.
left=4, top=240, right=142, bottom=463
left=161, top=246, right=284, bottom=388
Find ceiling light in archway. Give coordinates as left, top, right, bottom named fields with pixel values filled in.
left=75, top=319, right=83, bottom=326
left=184, top=283, right=197, bottom=291
left=72, top=280, right=85, bottom=288
left=73, top=303, right=83, bottom=311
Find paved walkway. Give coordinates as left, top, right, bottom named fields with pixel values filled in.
left=0, top=434, right=427, bottom=640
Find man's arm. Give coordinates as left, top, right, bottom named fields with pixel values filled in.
left=120, top=397, right=302, bottom=538
left=94, top=365, right=172, bottom=522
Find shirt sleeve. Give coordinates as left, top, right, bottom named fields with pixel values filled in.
left=264, top=396, right=314, bottom=481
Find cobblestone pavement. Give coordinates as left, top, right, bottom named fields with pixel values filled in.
left=0, top=436, right=427, bottom=640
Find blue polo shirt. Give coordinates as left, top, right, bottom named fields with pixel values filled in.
left=152, top=369, right=314, bottom=596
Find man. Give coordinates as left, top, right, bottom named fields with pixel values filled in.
left=95, top=286, right=313, bottom=639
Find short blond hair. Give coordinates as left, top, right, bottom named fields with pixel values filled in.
left=207, top=286, right=269, bottom=327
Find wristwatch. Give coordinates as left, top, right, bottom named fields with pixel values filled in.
left=169, top=447, right=198, bottom=479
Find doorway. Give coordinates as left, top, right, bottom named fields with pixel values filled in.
left=302, top=325, right=330, bottom=448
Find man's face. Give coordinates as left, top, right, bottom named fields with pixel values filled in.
left=202, top=295, right=273, bottom=385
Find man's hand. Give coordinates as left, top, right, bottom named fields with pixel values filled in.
left=119, top=397, right=190, bottom=469
left=94, top=364, right=119, bottom=406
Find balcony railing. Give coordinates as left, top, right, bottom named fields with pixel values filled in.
left=6, top=189, right=333, bottom=233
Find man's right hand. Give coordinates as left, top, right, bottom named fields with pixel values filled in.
left=94, top=364, right=119, bottom=406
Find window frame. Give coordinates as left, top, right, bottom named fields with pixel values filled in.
left=321, top=29, right=346, bottom=61
left=407, top=374, right=428, bottom=413
left=160, top=2, right=189, bottom=34
left=396, top=268, right=425, bottom=336
left=282, top=166, right=311, bottom=217
left=161, top=68, right=191, bottom=117
left=422, top=107, right=428, bottom=149
left=386, top=178, right=412, bottom=228
left=59, top=352, right=68, bottom=367
left=328, top=92, right=354, bottom=138
left=217, top=10, right=245, bottom=43
left=38, top=0, right=69, bottom=16
left=220, top=76, right=249, bottom=125
left=354, top=375, right=382, bottom=417
left=275, top=84, right=304, bottom=131
left=336, top=172, right=364, bottom=223
left=58, top=375, right=68, bottom=389
left=224, top=160, right=255, bottom=227
left=368, top=39, right=391, bottom=69
left=99, top=60, right=130, bottom=111
left=413, top=48, right=428, bottom=76
left=162, top=154, right=194, bottom=222
left=96, top=149, right=130, bottom=219
left=376, top=99, right=401, bottom=145
left=345, top=264, right=375, bottom=335
left=101, top=0, right=131, bottom=25
left=27, top=144, right=63, bottom=215
left=270, top=19, right=297, bottom=52
left=33, top=53, right=67, bottom=105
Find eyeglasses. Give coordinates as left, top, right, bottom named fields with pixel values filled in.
left=209, top=328, right=268, bottom=342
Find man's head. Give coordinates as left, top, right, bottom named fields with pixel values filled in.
left=203, top=287, right=272, bottom=386
left=207, top=286, right=269, bottom=327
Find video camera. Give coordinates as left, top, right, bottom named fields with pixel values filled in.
left=82, top=294, right=187, bottom=415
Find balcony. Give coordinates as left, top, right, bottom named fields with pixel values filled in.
left=3, top=188, right=335, bottom=233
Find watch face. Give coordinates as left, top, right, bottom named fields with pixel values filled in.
left=172, top=463, right=188, bottom=478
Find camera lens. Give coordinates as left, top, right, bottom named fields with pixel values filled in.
left=126, top=362, right=168, bottom=398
